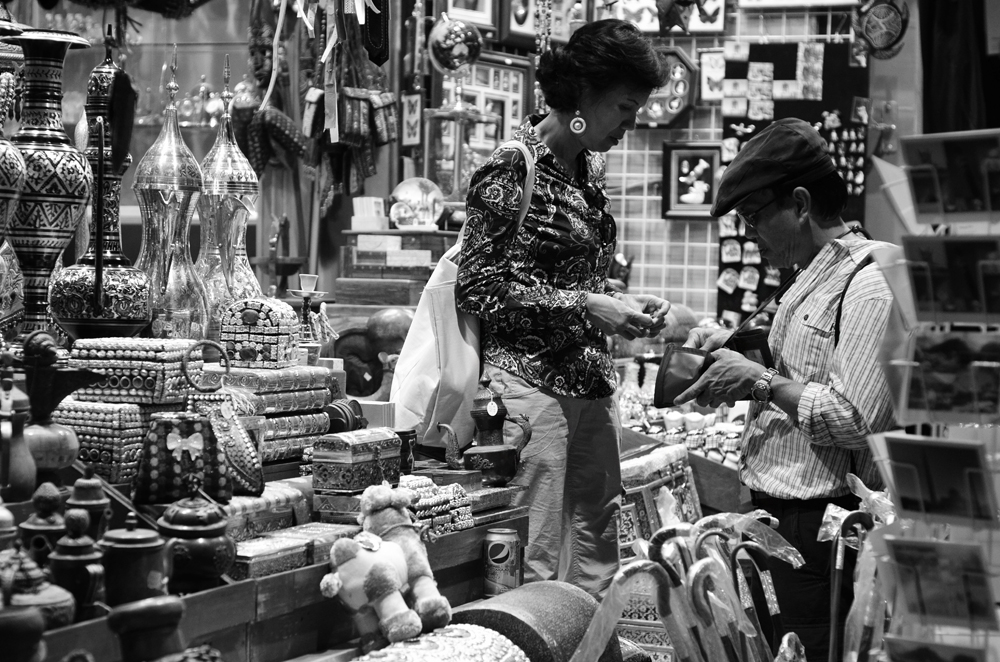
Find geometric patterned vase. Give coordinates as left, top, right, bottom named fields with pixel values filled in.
left=5, top=29, right=92, bottom=339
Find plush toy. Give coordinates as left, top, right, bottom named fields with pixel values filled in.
left=320, top=531, right=423, bottom=653
left=357, top=483, right=452, bottom=632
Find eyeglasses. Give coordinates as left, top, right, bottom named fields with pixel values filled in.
left=735, top=196, right=780, bottom=228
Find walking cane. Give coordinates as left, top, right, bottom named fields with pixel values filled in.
left=828, top=511, right=875, bottom=662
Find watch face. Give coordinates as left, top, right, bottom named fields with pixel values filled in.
left=751, top=386, right=767, bottom=402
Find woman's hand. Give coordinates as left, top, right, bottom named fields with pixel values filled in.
left=618, top=294, right=671, bottom=336
left=585, top=293, right=657, bottom=340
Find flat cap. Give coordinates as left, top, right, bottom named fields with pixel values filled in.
left=711, top=118, right=838, bottom=217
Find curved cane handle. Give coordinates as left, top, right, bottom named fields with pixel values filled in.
left=181, top=340, right=230, bottom=393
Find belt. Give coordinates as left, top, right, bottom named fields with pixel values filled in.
left=750, top=490, right=859, bottom=513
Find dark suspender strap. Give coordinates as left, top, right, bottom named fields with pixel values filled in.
left=834, top=254, right=876, bottom=346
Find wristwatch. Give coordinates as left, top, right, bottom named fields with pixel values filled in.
left=750, top=368, right=779, bottom=403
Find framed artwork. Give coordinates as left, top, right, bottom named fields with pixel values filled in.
left=499, top=0, right=587, bottom=49
left=435, top=51, right=535, bottom=142
left=447, top=0, right=499, bottom=37
left=662, top=142, right=723, bottom=218
left=615, top=0, right=725, bottom=33
left=737, top=0, right=858, bottom=7
left=635, top=47, right=697, bottom=128
left=699, top=48, right=725, bottom=102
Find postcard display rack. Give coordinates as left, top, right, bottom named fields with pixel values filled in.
left=863, top=129, right=1000, bottom=660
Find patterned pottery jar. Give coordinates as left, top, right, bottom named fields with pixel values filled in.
left=3, top=29, right=92, bottom=338
left=49, top=38, right=150, bottom=339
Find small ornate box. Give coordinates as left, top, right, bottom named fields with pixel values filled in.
left=199, top=364, right=333, bottom=393
left=68, top=338, right=197, bottom=405
left=229, top=536, right=309, bottom=580
left=261, top=521, right=360, bottom=565
left=223, top=481, right=309, bottom=541
left=220, top=298, right=300, bottom=368
left=312, top=427, right=402, bottom=493
left=53, top=400, right=155, bottom=483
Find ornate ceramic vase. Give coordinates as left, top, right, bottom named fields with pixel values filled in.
left=3, top=30, right=91, bottom=339
left=0, top=70, right=26, bottom=257
left=157, top=490, right=236, bottom=595
left=49, top=39, right=151, bottom=339
left=194, top=56, right=261, bottom=345
left=133, top=48, right=207, bottom=340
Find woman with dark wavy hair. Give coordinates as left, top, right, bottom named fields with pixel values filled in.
left=456, top=19, right=672, bottom=596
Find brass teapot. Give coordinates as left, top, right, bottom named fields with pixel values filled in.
left=438, top=382, right=531, bottom=487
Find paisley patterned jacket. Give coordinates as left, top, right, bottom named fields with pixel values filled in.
left=455, top=115, right=620, bottom=400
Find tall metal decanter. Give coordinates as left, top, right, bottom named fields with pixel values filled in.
left=49, top=30, right=151, bottom=339
left=133, top=46, right=207, bottom=340
left=194, top=55, right=261, bottom=344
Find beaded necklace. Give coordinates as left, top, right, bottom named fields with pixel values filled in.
left=533, top=0, right=552, bottom=112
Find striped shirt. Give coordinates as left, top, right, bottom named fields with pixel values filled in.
left=740, top=235, right=899, bottom=500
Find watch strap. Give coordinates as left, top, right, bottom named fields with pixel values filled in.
left=751, top=367, right=779, bottom=402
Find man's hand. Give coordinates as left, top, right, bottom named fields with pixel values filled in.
left=586, top=293, right=656, bottom=340
left=673, top=348, right=762, bottom=407
left=618, top=293, right=671, bottom=336
left=683, top=326, right=733, bottom=352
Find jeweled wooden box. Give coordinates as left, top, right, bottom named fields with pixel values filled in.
left=68, top=337, right=197, bottom=405
left=312, top=427, right=401, bottom=493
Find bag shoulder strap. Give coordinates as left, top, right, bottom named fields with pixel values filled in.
left=498, top=139, right=535, bottom=231
left=834, top=253, right=876, bottom=346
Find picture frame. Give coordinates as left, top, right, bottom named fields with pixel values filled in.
left=433, top=51, right=535, bottom=142
left=699, top=47, right=725, bottom=102
left=881, top=432, right=998, bottom=527
left=884, top=537, right=999, bottom=631
left=635, top=47, right=698, bottom=128
left=447, top=0, right=499, bottom=37
left=737, top=0, right=859, bottom=8
left=499, top=0, right=588, bottom=49
left=883, top=635, right=987, bottom=662
left=662, top=142, right=723, bottom=218
left=614, top=0, right=725, bottom=33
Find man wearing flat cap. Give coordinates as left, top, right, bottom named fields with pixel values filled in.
left=674, top=118, right=900, bottom=661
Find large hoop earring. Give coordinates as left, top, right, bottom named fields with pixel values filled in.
left=569, top=110, right=586, bottom=135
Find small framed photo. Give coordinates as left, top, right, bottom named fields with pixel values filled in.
left=882, top=432, right=998, bottom=527
left=662, top=142, right=723, bottom=218
left=850, top=96, right=872, bottom=125
left=636, top=47, right=697, bottom=128
left=902, top=235, right=1000, bottom=325
left=699, top=48, right=725, bottom=102
left=884, top=537, right=998, bottom=630
left=883, top=635, right=987, bottom=662
left=448, top=0, right=499, bottom=37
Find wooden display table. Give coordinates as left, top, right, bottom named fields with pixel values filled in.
left=42, top=506, right=528, bottom=662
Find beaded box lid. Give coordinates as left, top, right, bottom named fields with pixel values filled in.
left=68, top=338, right=199, bottom=405
left=219, top=298, right=300, bottom=368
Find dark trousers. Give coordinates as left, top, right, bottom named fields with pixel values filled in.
left=751, top=491, right=860, bottom=662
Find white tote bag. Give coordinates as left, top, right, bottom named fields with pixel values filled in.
left=391, top=141, right=535, bottom=448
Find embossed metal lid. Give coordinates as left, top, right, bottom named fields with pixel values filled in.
left=201, top=54, right=258, bottom=197
left=156, top=494, right=228, bottom=538
left=133, top=45, right=202, bottom=192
